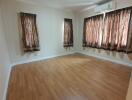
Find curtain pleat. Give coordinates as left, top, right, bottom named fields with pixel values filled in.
left=83, top=7, right=132, bottom=53
left=20, top=12, right=40, bottom=52
left=102, top=9, right=131, bottom=51
left=64, top=18, right=73, bottom=47
left=127, top=11, right=132, bottom=53
left=83, top=15, right=103, bottom=48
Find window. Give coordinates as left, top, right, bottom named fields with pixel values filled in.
left=102, top=9, right=131, bottom=52
left=83, top=7, right=132, bottom=53
left=20, top=12, right=40, bottom=52
left=64, top=18, right=73, bottom=47
left=83, top=14, right=103, bottom=48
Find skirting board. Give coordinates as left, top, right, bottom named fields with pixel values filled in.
left=3, top=51, right=131, bottom=100
left=126, top=72, right=132, bottom=100
left=2, top=66, right=11, bottom=100
left=11, top=51, right=132, bottom=67
left=3, top=51, right=76, bottom=100
left=79, top=52, right=132, bottom=67
left=11, top=51, right=76, bottom=67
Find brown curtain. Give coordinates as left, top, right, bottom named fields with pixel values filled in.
left=102, top=8, right=131, bottom=52
left=64, top=18, right=73, bottom=47
left=127, top=10, right=132, bottom=53
left=83, top=7, right=132, bottom=53
left=83, top=14, right=103, bottom=48
left=20, top=12, right=40, bottom=52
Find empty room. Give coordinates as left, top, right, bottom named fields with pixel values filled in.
left=0, top=0, right=132, bottom=100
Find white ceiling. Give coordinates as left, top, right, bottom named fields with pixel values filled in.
left=17, top=0, right=112, bottom=13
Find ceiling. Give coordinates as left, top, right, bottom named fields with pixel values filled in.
left=17, top=0, right=112, bottom=13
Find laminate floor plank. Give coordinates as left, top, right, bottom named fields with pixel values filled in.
left=7, top=54, right=132, bottom=100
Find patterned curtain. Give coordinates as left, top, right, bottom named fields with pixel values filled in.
left=83, top=7, right=132, bottom=53
left=83, top=14, right=103, bottom=48
left=127, top=10, right=132, bottom=53
left=64, top=18, right=73, bottom=47
left=102, top=8, right=131, bottom=52
left=20, top=12, right=40, bottom=52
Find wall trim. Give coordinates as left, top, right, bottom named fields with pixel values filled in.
left=2, top=51, right=131, bottom=100
left=79, top=51, right=132, bottom=67
left=3, top=66, right=11, bottom=100
left=11, top=51, right=132, bottom=67
left=11, top=51, right=76, bottom=67
left=3, top=51, right=77, bottom=100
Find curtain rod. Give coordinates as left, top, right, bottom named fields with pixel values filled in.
left=84, top=13, right=103, bottom=20
left=105, top=6, right=132, bottom=13
left=20, top=12, right=37, bottom=16
left=84, top=6, right=132, bottom=19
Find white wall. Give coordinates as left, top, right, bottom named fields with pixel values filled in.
left=1, top=0, right=77, bottom=65
left=0, top=1, right=78, bottom=99
left=76, top=0, right=132, bottom=66
left=0, top=0, right=131, bottom=100
left=0, top=5, right=11, bottom=100
left=116, top=0, right=132, bottom=9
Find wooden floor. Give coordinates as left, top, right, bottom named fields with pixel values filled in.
left=126, top=72, right=132, bottom=100
left=7, top=54, right=132, bottom=100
